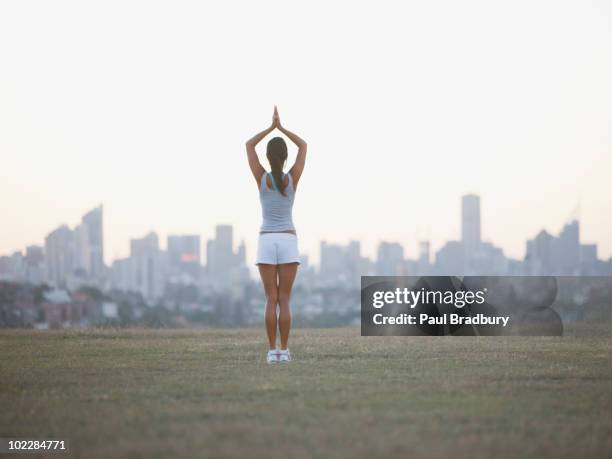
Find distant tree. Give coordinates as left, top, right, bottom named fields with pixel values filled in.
left=33, top=284, right=51, bottom=304
left=77, top=286, right=106, bottom=301
left=117, top=302, right=135, bottom=326
left=0, top=301, right=29, bottom=328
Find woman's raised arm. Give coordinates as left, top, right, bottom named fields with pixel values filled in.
left=245, top=107, right=279, bottom=185
left=278, top=116, right=307, bottom=189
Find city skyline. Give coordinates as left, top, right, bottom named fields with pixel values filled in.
left=2, top=194, right=610, bottom=330
left=2, top=197, right=611, bottom=271
left=1, top=193, right=610, bottom=279
left=1, top=193, right=611, bottom=270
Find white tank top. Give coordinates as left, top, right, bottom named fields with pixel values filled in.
left=259, top=172, right=296, bottom=232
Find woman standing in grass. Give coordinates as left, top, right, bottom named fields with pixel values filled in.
left=245, top=107, right=307, bottom=364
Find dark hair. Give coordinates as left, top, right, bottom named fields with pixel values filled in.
left=266, top=137, right=288, bottom=196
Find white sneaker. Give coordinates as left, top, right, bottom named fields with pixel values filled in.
left=278, top=349, right=291, bottom=363
left=267, top=349, right=279, bottom=364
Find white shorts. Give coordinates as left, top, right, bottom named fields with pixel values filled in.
left=256, top=233, right=301, bottom=265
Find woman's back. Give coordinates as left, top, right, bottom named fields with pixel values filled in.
left=259, top=172, right=295, bottom=232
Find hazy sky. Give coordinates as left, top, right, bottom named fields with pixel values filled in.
left=1, top=0, right=611, bottom=266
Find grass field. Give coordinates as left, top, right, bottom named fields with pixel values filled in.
left=1, top=326, right=611, bottom=459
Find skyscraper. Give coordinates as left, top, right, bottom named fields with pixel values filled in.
left=215, top=225, right=233, bottom=257
left=41, top=206, right=104, bottom=286
left=318, top=240, right=367, bottom=287
left=375, top=242, right=404, bottom=275
left=81, top=205, right=104, bottom=278
left=435, top=240, right=464, bottom=274
left=417, top=241, right=431, bottom=274
left=167, top=235, right=201, bottom=264
left=74, top=223, right=90, bottom=274
left=45, top=225, right=75, bottom=287
left=24, top=245, right=45, bottom=285
left=207, top=225, right=235, bottom=274
left=556, top=220, right=580, bottom=274
left=418, top=241, right=430, bottom=265
left=130, top=232, right=159, bottom=257
left=525, top=220, right=582, bottom=275
left=112, top=231, right=167, bottom=302
left=167, top=235, right=201, bottom=279
left=461, top=194, right=481, bottom=255
left=204, top=225, right=248, bottom=291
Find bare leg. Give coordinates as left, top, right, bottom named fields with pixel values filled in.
left=278, top=262, right=298, bottom=350
left=258, top=264, right=279, bottom=349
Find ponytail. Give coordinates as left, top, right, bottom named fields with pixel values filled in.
left=266, top=137, right=289, bottom=196
left=270, top=165, right=286, bottom=196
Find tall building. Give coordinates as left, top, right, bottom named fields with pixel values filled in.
left=525, top=229, right=554, bottom=275
left=320, top=241, right=348, bottom=282
left=167, top=235, right=201, bottom=280
left=580, top=244, right=597, bottom=265
left=0, top=251, right=26, bottom=282
left=207, top=225, right=236, bottom=275
left=43, top=205, right=104, bottom=286
left=375, top=242, right=404, bottom=275
left=167, top=235, right=201, bottom=265
left=74, top=223, right=90, bottom=274
left=24, top=245, right=45, bottom=285
left=205, top=225, right=248, bottom=291
left=580, top=243, right=599, bottom=274
left=556, top=220, right=580, bottom=274
left=112, top=232, right=166, bottom=302
left=525, top=220, right=582, bottom=275
left=417, top=241, right=431, bottom=274
left=461, top=194, right=481, bottom=255
left=435, top=240, right=464, bottom=274
left=0, top=255, right=13, bottom=281
left=130, top=232, right=159, bottom=257
left=418, top=241, right=430, bottom=265
left=45, top=225, right=75, bottom=287
left=81, top=205, right=105, bottom=279
left=319, top=240, right=368, bottom=287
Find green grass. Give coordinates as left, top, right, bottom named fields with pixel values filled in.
left=1, top=326, right=611, bottom=459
